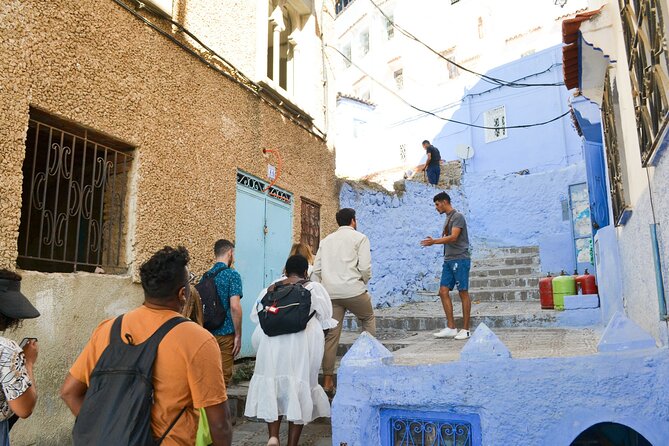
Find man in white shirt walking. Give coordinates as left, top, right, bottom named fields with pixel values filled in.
left=313, top=208, right=376, bottom=395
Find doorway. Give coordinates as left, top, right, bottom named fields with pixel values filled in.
left=234, top=171, right=293, bottom=357
left=571, top=422, right=652, bottom=446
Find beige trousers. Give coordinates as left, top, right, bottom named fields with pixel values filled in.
left=322, top=292, right=376, bottom=376
left=215, top=334, right=235, bottom=386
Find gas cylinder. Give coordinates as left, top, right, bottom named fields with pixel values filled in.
left=539, top=273, right=554, bottom=309
left=552, top=271, right=576, bottom=310
left=576, top=269, right=598, bottom=295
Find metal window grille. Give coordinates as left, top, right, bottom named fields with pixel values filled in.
left=602, top=71, right=631, bottom=226
left=18, top=111, right=133, bottom=273
left=335, top=0, right=356, bottom=15
left=400, top=144, right=407, bottom=162
left=484, top=106, right=508, bottom=143
left=381, top=410, right=481, bottom=446
left=300, top=198, right=321, bottom=254
left=619, top=0, right=669, bottom=166
left=236, top=171, right=292, bottom=204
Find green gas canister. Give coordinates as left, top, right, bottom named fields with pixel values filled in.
left=552, top=271, right=576, bottom=311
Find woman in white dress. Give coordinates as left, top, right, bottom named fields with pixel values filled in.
left=244, top=255, right=337, bottom=446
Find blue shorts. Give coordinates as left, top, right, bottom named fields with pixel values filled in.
left=426, top=165, right=440, bottom=185
left=440, top=258, right=471, bottom=290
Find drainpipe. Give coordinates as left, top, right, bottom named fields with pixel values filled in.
left=650, top=224, right=667, bottom=319
left=646, top=168, right=667, bottom=320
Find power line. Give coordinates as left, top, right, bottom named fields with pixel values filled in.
left=366, top=0, right=565, bottom=88
left=327, top=45, right=571, bottom=130
left=391, top=63, right=563, bottom=126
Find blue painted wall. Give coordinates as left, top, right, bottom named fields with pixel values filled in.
left=332, top=328, right=669, bottom=445
left=430, top=46, right=583, bottom=177
left=341, top=162, right=586, bottom=306
left=338, top=46, right=590, bottom=306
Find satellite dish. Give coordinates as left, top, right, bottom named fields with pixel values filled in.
left=455, top=144, right=474, bottom=160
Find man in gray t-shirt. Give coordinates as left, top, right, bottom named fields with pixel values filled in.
left=420, top=192, right=472, bottom=340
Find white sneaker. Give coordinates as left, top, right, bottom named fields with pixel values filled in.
left=433, top=327, right=458, bottom=338
left=454, top=329, right=471, bottom=340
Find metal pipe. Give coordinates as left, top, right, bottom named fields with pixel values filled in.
left=650, top=223, right=667, bottom=319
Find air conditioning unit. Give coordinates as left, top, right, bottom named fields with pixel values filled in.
left=143, top=0, right=172, bottom=17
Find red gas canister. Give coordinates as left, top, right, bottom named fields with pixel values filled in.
left=577, top=269, right=598, bottom=295
left=539, top=273, right=554, bottom=309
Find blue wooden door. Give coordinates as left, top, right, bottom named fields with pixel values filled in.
left=264, top=198, right=293, bottom=285
left=234, top=172, right=293, bottom=357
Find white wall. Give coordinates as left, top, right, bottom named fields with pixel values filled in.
left=579, top=0, right=669, bottom=343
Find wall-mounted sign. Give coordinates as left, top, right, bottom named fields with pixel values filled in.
left=267, top=164, right=277, bottom=180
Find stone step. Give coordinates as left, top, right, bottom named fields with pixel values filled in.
left=338, top=325, right=601, bottom=362
left=469, top=275, right=540, bottom=289
left=469, top=265, right=539, bottom=278
left=488, top=246, right=540, bottom=255
left=472, top=255, right=540, bottom=268
left=417, top=287, right=539, bottom=302
left=343, top=301, right=567, bottom=333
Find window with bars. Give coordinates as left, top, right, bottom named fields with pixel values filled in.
left=484, top=106, right=507, bottom=143
left=300, top=198, right=321, bottom=255
left=18, top=109, right=134, bottom=273
left=335, top=0, right=356, bottom=15
left=342, top=42, right=352, bottom=68
left=602, top=71, right=632, bottom=226
left=380, top=409, right=481, bottom=446
left=394, top=69, right=404, bottom=89
left=441, top=49, right=460, bottom=79
left=619, top=0, right=669, bottom=166
left=386, top=14, right=395, bottom=39
left=359, top=28, right=370, bottom=57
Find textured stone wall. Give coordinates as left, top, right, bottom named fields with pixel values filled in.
left=0, top=0, right=338, bottom=277
left=10, top=272, right=144, bottom=445
left=340, top=180, right=467, bottom=307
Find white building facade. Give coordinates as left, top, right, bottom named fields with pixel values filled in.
left=332, top=0, right=590, bottom=179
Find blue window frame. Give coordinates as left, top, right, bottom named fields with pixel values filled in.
left=380, top=409, right=482, bottom=446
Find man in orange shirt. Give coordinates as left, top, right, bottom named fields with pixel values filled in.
left=60, top=246, right=232, bottom=445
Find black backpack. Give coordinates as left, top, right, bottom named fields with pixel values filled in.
left=72, top=315, right=190, bottom=446
left=196, top=266, right=228, bottom=331
left=258, top=280, right=316, bottom=337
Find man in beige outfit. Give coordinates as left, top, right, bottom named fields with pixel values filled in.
left=313, top=208, right=376, bottom=395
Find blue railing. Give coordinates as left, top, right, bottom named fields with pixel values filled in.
left=381, top=409, right=481, bottom=446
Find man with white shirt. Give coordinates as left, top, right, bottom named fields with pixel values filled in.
left=313, top=208, right=376, bottom=396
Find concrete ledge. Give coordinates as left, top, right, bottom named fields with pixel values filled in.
left=564, top=294, right=600, bottom=309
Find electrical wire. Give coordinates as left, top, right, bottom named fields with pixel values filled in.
left=327, top=45, right=571, bottom=130
left=391, top=63, right=563, bottom=127
left=366, top=0, right=565, bottom=88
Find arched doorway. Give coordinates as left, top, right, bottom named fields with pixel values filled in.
left=570, top=422, right=652, bottom=446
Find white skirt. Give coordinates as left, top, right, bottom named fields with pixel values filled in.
left=244, top=318, right=331, bottom=424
